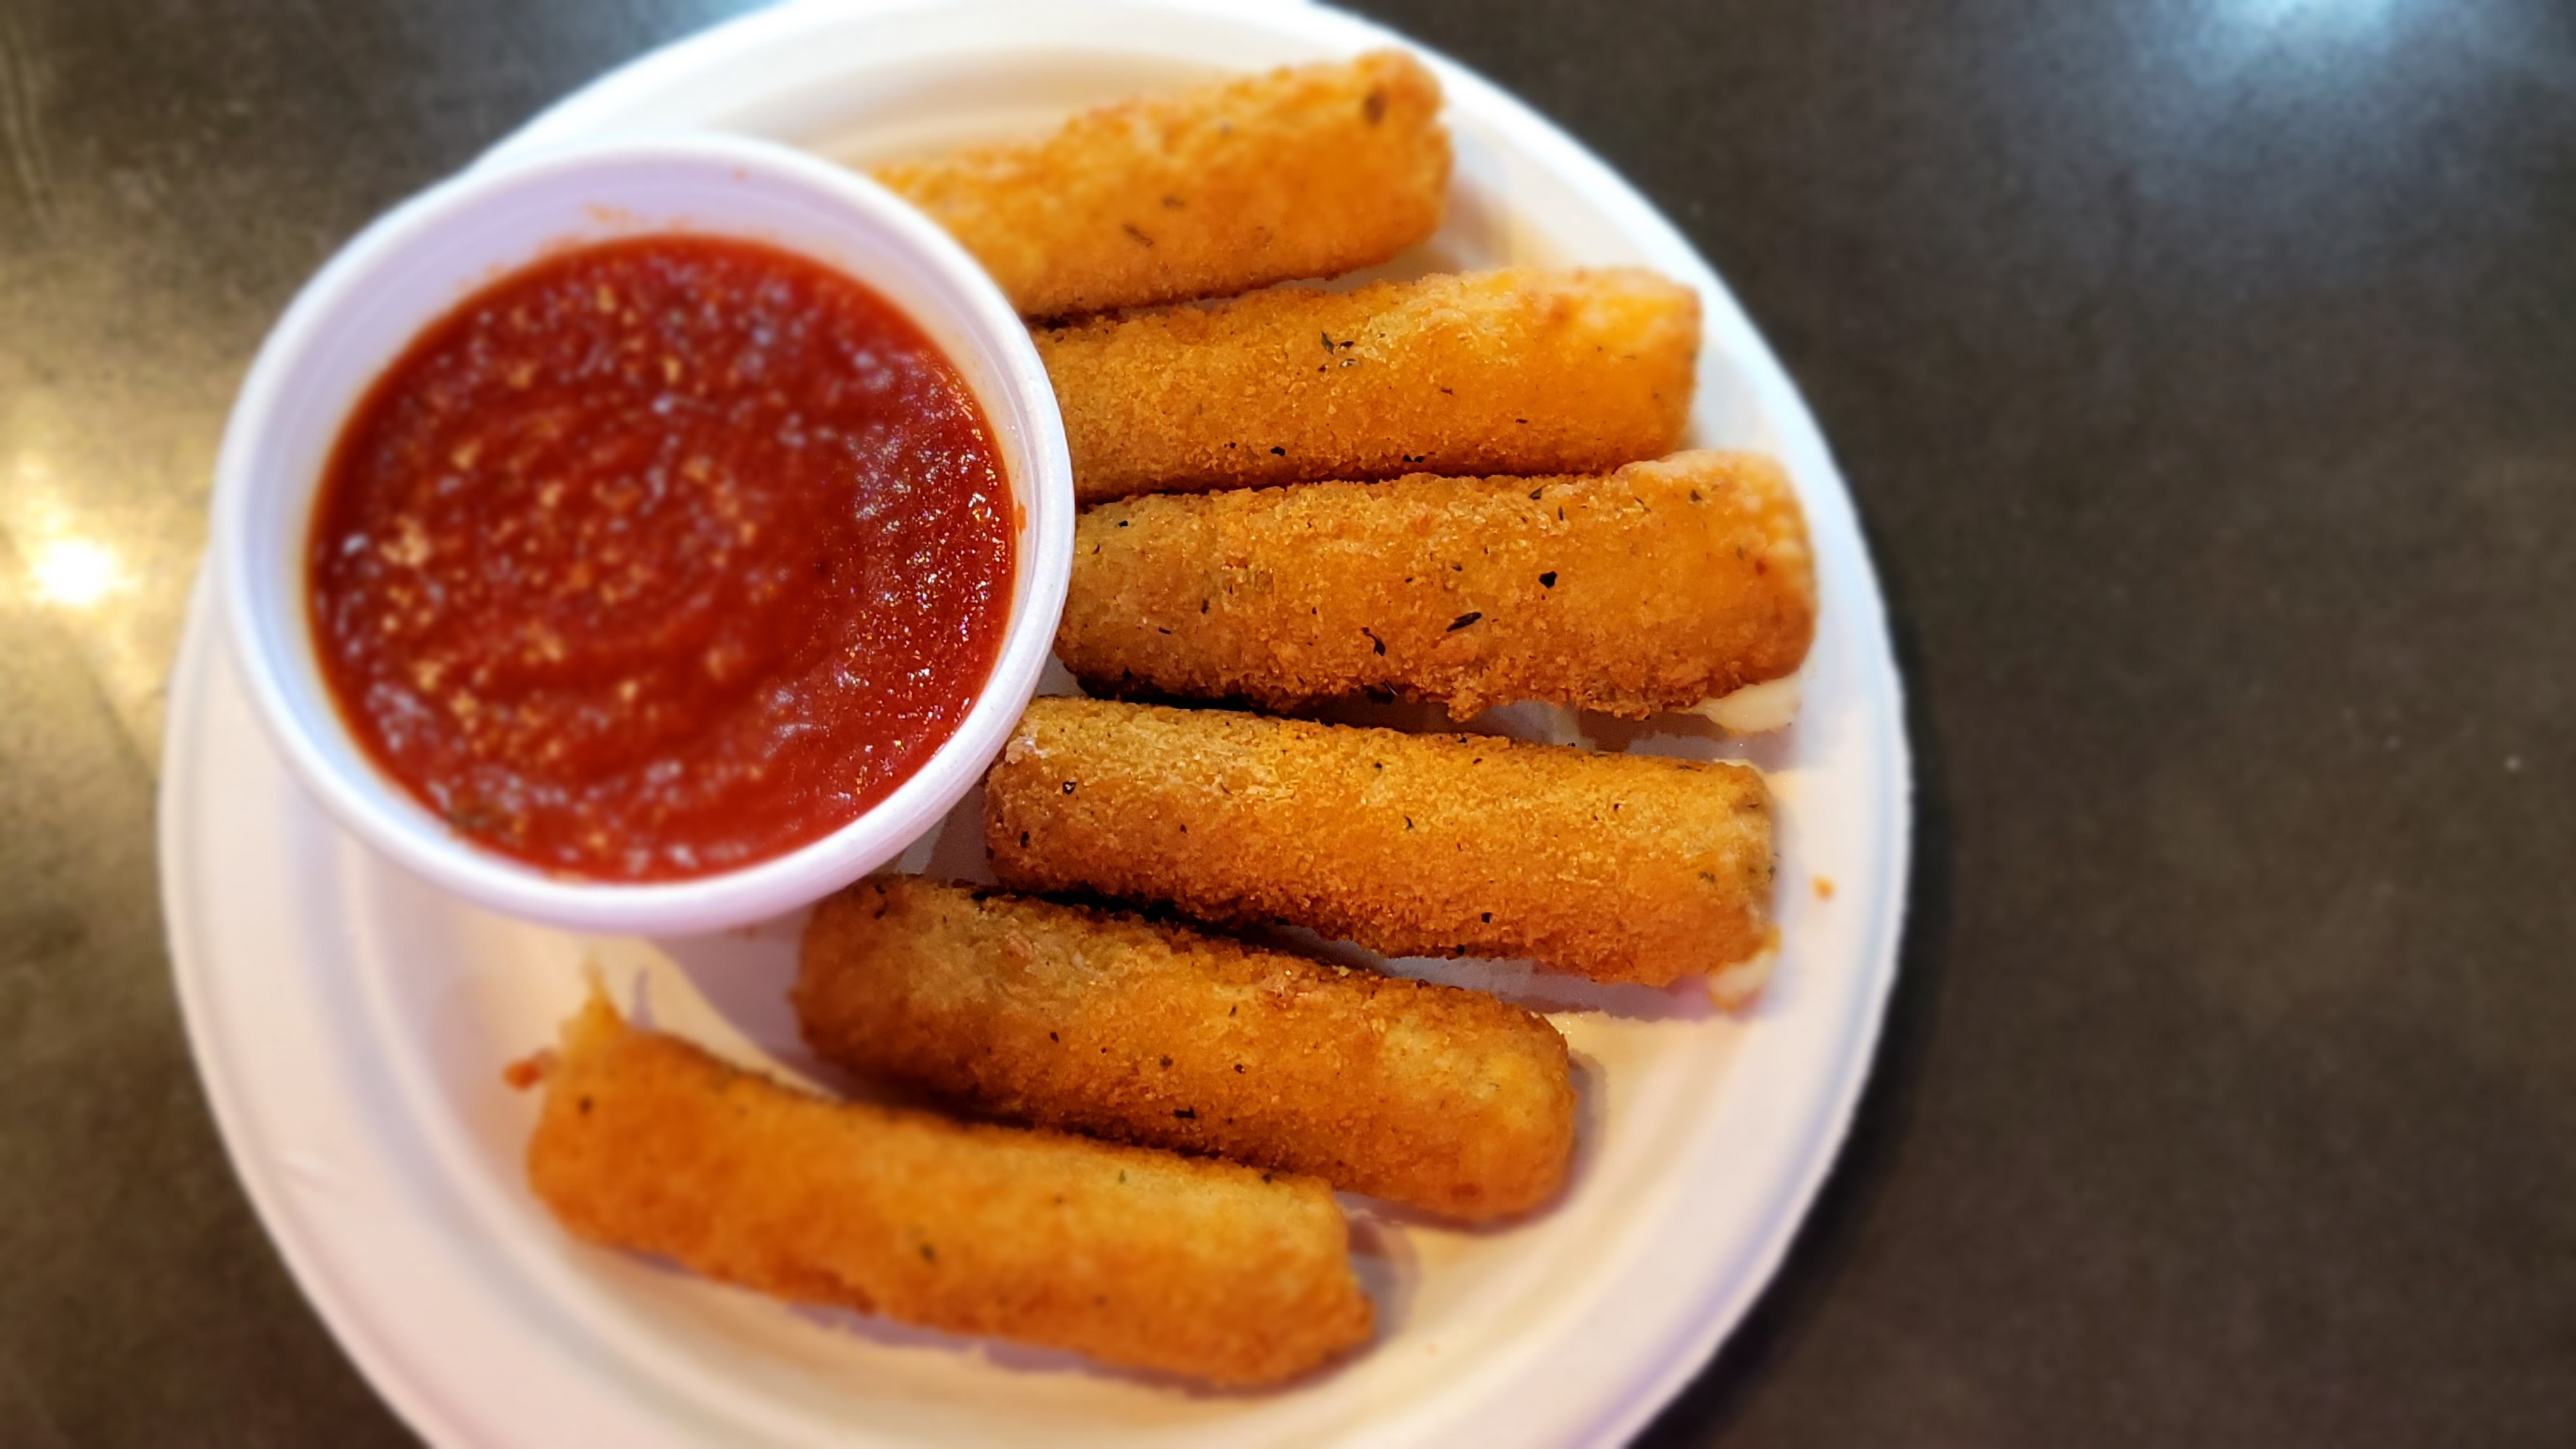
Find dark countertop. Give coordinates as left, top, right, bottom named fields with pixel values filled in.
left=3, top=1, right=2569, bottom=1443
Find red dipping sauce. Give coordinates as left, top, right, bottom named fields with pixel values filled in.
left=309, top=235, right=1015, bottom=882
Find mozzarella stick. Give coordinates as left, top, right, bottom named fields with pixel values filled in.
left=797, top=877, right=1575, bottom=1220
left=986, top=698, right=1777, bottom=993
left=1039, top=269, right=1698, bottom=502
left=1060, top=450, right=1816, bottom=722
left=872, top=52, right=1448, bottom=318
left=518, top=988, right=1372, bottom=1386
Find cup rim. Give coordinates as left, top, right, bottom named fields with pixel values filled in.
left=211, top=132, right=1073, bottom=935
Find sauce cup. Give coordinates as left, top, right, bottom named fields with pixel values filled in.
left=211, top=134, right=1073, bottom=935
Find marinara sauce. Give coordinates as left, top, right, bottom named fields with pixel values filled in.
left=309, top=236, right=1014, bottom=881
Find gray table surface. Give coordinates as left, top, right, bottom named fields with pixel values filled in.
left=4, top=1, right=2571, bottom=1443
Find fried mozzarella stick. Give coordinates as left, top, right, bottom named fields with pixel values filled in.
left=1060, top=450, right=1816, bottom=722
left=872, top=52, right=1448, bottom=318
left=1039, top=268, right=1698, bottom=502
left=987, top=698, right=1777, bottom=995
left=519, top=989, right=1372, bottom=1386
left=797, top=878, right=1575, bottom=1220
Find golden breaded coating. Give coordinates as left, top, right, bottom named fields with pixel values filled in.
left=873, top=52, right=1448, bottom=318
left=797, top=878, right=1575, bottom=1220
left=520, top=988, right=1372, bottom=1386
left=1039, top=268, right=1698, bottom=502
left=986, top=698, right=1776, bottom=990
left=1060, top=451, right=1816, bottom=721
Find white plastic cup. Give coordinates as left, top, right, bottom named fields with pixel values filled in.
left=211, top=133, right=1073, bottom=935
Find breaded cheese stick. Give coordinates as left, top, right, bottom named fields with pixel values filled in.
left=796, top=877, right=1575, bottom=1220
left=518, top=988, right=1372, bottom=1386
left=872, top=52, right=1448, bottom=318
left=1059, top=450, right=1816, bottom=721
left=986, top=698, right=1777, bottom=993
left=1039, top=268, right=1698, bottom=502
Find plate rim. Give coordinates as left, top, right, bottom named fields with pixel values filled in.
left=160, top=569, right=485, bottom=1449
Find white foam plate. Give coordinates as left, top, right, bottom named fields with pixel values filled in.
left=160, top=2, right=1911, bottom=1445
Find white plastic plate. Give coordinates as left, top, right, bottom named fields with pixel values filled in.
left=161, top=2, right=1911, bottom=1445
